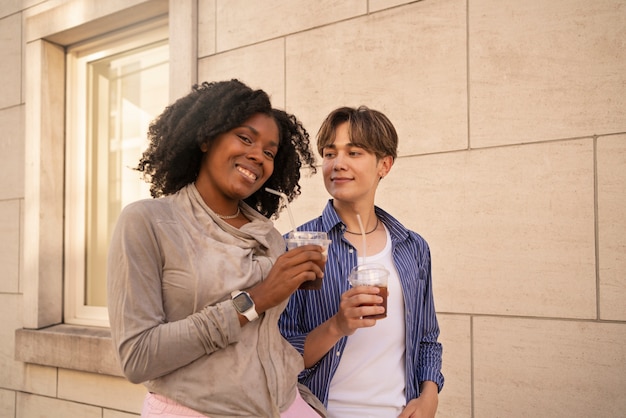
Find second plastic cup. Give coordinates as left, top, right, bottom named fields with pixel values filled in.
left=348, top=263, right=389, bottom=319
left=285, top=231, right=331, bottom=290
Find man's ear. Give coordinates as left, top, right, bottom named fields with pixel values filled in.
left=378, top=155, right=394, bottom=179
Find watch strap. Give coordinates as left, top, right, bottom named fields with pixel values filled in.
left=231, top=290, right=259, bottom=321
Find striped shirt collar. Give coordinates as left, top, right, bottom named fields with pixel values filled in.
left=319, top=199, right=411, bottom=242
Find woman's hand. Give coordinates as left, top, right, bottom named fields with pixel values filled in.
left=248, top=245, right=326, bottom=314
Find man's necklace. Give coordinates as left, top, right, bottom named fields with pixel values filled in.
left=344, top=218, right=379, bottom=235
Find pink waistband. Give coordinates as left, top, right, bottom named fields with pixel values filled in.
left=142, top=393, right=206, bottom=417
left=142, top=390, right=320, bottom=418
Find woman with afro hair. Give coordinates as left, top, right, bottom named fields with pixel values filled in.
left=107, top=80, right=327, bottom=417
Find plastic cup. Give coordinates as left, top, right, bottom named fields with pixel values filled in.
left=285, top=231, right=331, bottom=290
left=348, top=263, right=389, bottom=319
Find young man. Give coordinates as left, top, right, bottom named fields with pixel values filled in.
left=280, top=106, right=444, bottom=418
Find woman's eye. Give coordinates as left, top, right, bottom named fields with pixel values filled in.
left=238, top=134, right=252, bottom=144
left=264, top=150, right=275, bottom=159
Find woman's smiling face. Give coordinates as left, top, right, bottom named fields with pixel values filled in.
left=200, top=112, right=279, bottom=204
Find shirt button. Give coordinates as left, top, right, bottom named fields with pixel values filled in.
left=336, top=351, right=341, bottom=356
left=348, top=249, right=354, bottom=254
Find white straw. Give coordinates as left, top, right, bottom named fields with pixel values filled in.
left=356, top=213, right=367, bottom=263
left=265, top=187, right=296, bottom=234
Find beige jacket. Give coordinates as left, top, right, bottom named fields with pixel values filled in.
left=107, top=184, right=305, bottom=417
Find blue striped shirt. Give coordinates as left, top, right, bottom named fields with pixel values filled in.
left=279, top=200, right=444, bottom=406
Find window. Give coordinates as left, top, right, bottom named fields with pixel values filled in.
left=18, top=0, right=197, bottom=376
left=64, top=20, right=169, bottom=327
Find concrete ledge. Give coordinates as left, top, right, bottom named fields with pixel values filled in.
left=15, top=324, right=123, bottom=377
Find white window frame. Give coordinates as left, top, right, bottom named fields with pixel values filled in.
left=19, top=0, right=195, bottom=375
left=64, top=19, right=168, bottom=327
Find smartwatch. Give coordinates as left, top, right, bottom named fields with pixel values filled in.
left=231, top=290, right=259, bottom=321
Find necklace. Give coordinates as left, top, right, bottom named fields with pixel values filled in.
left=216, top=206, right=240, bottom=220
left=345, top=218, right=379, bottom=235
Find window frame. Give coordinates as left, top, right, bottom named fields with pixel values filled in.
left=64, top=20, right=169, bottom=328
left=17, top=0, right=196, bottom=376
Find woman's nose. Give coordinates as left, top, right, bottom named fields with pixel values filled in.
left=246, top=143, right=264, bottom=162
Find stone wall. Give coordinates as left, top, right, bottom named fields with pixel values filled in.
left=0, top=0, right=624, bottom=416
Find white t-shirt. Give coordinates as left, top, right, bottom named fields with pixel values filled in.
left=327, top=225, right=407, bottom=418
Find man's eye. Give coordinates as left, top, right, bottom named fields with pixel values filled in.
left=323, top=153, right=335, bottom=158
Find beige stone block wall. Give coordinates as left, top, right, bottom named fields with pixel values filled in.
left=0, top=2, right=20, bottom=18
left=2, top=0, right=625, bottom=417
left=199, top=39, right=287, bottom=107
left=0, top=388, right=16, bottom=417
left=0, top=295, right=24, bottom=391
left=197, top=0, right=216, bottom=57
left=598, top=134, right=626, bottom=321
left=16, top=392, right=103, bottom=418
left=105, top=409, right=141, bottom=418
left=286, top=0, right=467, bottom=156
left=0, top=201, right=20, bottom=293
left=436, top=314, right=472, bottom=418
left=0, top=13, right=21, bottom=109
left=469, top=0, right=626, bottom=147
left=381, top=141, right=597, bottom=319
left=474, top=317, right=626, bottom=416
left=215, top=0, right=625, bottom=416
left=58, top=370, right=145, bottom=414
left=214, top=0, right=366, bottom=52
left=0, top=106, right=24, bottom=200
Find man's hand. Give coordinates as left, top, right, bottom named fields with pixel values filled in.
left=398, top=381, right=438, bottom=418
left=332, top=286, right=385, bottom=336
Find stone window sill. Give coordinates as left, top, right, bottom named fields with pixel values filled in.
left=15, top=324, right=123, bottom=377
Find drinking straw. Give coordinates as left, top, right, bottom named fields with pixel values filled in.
left=265, top=187, right=296, bottom=235
left=356, top=213, right=367, bottom=263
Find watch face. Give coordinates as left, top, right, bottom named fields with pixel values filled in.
left=233, top=292, right=253, bottom=312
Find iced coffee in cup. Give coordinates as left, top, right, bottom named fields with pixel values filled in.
left=348, top=263, right=389, bottom=319
left=285, top=231, right=331, bottom=290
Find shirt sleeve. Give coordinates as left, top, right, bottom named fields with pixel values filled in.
left=416, top=243, right=445, bottom=392
left=278, top=292, right=307, bottom=355
left=107, top=202, right=242, bottom=384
